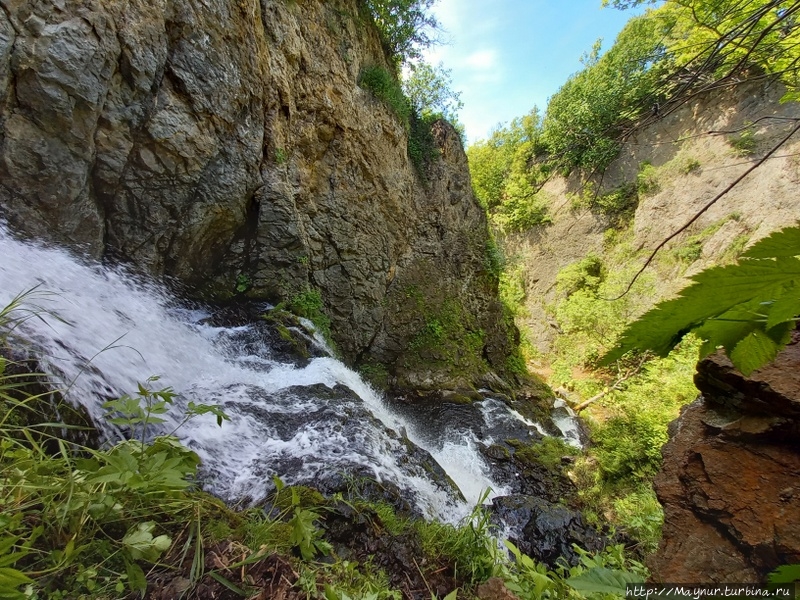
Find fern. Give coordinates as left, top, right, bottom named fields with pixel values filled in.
left=602, top=225, right=800, bottom=375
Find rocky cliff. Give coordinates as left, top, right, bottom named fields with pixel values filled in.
left=649, top=331, right=800, bottom=582
left=503, top=80, right=800, bottom=354
left=0, top=0, right=517, bottom=389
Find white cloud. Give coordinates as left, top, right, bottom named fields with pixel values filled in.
left=464, top=49, right=498, bottom=70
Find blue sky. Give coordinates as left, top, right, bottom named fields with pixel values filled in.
left=422, top=0, right=644, bottom=143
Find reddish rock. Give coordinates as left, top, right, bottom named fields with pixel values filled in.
left=649, top=333, right=800, bottom=583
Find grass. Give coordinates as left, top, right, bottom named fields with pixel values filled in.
left=359, top=65, right=410, bottom=125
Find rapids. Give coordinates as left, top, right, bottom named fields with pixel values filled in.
left=0, top=225, right=576, bottom=523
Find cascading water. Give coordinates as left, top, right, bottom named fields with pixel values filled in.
left=0, top=225, right=575, bottom=523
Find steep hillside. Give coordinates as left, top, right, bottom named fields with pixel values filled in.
left=0, top=0, right=519, bottom=390
left=503, top=80, right=800, bottom=357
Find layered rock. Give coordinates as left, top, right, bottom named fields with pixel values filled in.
left=0, top=0, right=517, bottom=388
left=649, top=332, right=800, bottom=582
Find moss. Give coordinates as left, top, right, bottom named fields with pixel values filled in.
left=358, top=362, right=390, bottom=390
left=510, top=437, right=579, bottom=473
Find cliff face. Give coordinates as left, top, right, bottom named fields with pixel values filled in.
left=503, top=81, right=800, bottom=354
left=649, top=332, right=800, bottom=582
left=0, top=0, right=516, bottom=388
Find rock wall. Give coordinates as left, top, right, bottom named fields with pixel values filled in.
left=649, top=332, right=800, bottom=582
left=0, top=0, right=516, bottom=389
left=503, top=80, right=800, bottom=355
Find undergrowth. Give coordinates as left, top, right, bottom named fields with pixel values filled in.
left=544, top=235, right=699, bottom=556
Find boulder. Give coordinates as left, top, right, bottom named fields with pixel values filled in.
left=649, top=332, right=800, bottom=582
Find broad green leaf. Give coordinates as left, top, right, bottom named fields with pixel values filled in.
left=603, top=255, right=800, bottom=363
left=125, top=561, right=147, bottom=596
left=0, top=567, right=33, bottom=587
left=123, top=522, right=171, bottom=562
left=729, top=329, right=779, bottom=376
left=766, top=289, right=800, bottom=330
left=566, top=566, right=644, bottom=595
left=742, top=227, right=800, bottom=259
left=767, top=563, right=800, bottom=584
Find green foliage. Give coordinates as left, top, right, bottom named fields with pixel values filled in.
left=467, top=109, right=547, bottom=216
left=235, top=273, right=251, bottom=293
left=730, top=129, right=757, bottom=156
left=513, top=436, right=579, bottom=472
left=556, top=254, right=606, bottom=297
left=484, top=236, right=505, bottom=279
left=288, top=287, right=332, bottom=342
left=501, top=541, right=647, bottom=599
left=499, top=265, right=527, bottom=317
left=768, top=563, right=800, bottom=584
left=572, top=184, right=639, bottom=221
left=602, top=225, right=800, bottom=375
left=402, top=61, right=463, bottom=125
left=286, top=488, right=332, bottom=561
left=679, top=157, right=701, bottom=174
left=492, top=188, right=552, bottom=233
left=635, top=162, right=659, bottom=197
left=541, top=15, right=669, bottom=172
left=407, top=111, right=440, bottom=174
left=362, top=0, right=439, bottom=66
left=359, top=65, right=411, bottom=123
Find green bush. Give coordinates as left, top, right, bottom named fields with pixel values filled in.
left=491, top=187, right=552, bottom=233
left=730, top=129, right=757, bottom=156
left=541, top=15, right=668, bottom=172
left=636, top=162, right=660, bottom=197
left=359, top=65, right=411, bottom=124
left=407, top=111, right=439, bottom=174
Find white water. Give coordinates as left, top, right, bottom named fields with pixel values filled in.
left=0, top=227, right=531, bottom=521
left=0, top=226, right=586, bottom=523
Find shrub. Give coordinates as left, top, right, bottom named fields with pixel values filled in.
left=636, top=162, right=660, bottom=197
left=359, top=65, right=410, bottom=124
left=491, top=187, right=552, bottom=233
left=730, top=129, right=757, bottom=156
left=407, top=111, right=439, bottom=174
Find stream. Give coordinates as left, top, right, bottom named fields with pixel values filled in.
left=0, top=224, right=581, bottom=525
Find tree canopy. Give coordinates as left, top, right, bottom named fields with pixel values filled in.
left=362, top=0, right=441, bottom=66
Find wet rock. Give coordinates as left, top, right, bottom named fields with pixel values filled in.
left=199, top=302, right=327, bottom=367
left=0, top=0, right=520, bottom=391
left=476, top=577, right=521, bottom=600
left=650, top=332, right=800, bottom=583
left=491, top=495, right=606, bottom=568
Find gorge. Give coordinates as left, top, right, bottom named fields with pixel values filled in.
left=1, top=0, right=800, bottom=597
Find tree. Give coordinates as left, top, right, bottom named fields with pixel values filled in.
left=402, top=61, right=463, bottom=123
left=540, top=13, right=669, bottom=172
left=362, top=0, right=441, bottom=66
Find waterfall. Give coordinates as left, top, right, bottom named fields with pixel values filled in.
left=0, top=225, right=567, bottom=523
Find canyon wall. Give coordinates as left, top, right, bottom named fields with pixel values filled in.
left=502, top=80, right=800, bottom=355
left=0, top=0, right=518, bottom=389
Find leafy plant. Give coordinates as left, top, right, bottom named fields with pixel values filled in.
left=402, top=61, right=463, bottom=126
left=235, top=273, right=251, bottom=294
left=362, top=0, right=439, bottom=66
left=636, top=162, right=660, bottom=197
left=359, top=65, right=411, bottom=124
left=730, top=129, right=757, bottom=156
left=602, top=225, right=800, bottom=375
